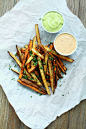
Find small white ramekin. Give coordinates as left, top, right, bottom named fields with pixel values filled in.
left=41, top=11, right=64, bottom=34
left=54, top=32, right=78, bottom=56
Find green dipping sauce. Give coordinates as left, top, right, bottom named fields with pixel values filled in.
left=42, top=11, right=64, bottom=32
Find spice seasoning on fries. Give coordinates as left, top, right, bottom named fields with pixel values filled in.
left=8, top=24, right=74, bottom=95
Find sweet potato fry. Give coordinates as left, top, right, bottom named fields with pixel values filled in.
left=38, top=57, right=51, bottom=95
left=48, top=60, right=55, bottom=93
left=44, top=46, right=74, bottom=62
left=17, top=79, right=47, bottom=95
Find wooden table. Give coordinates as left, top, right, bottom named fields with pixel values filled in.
left=0, top=0, right=86, bottom=129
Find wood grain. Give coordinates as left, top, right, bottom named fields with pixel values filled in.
left=0, top=0, right=86, bottom=129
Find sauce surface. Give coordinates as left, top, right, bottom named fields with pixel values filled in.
left=55, top=33, right=77, bottom=55
left=42, top=11, right=64, bottom=32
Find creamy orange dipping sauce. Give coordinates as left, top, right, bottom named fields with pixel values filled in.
left=55, top=33, right=77, bottom=55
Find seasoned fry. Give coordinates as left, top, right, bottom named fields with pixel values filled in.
left=48, top=60, right=55, bottom=94
left=8, top=51, right=22, bottom=67
left=28, top=65, right=37, bottom=73
left=53, top=60, right=58, bottom=89
left=25, top=55, right=33, bottom=65
left=49, top=44, right=54, bottom=50
left=58, top=58, right=67, bottom=71
left=38, top=57, right=51, bottom=95
left=35, top=24, right=41, bottom=45
left=19, top=48, right=28, bottom=79
left=43, top=51, right=48, bottom=74
left=30, top=72, right=42, bottom=86
left=32, top=48, right=44, bottom=59
left=17, top=79, right=47, bottom=95
left=16, top=45, right=23, bottom=63
left=56, top=59, right=66, bottom=74
left=44, top=46, right=74, bottom=62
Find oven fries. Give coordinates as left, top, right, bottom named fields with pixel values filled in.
left=8, top=24, right=74, bottom=95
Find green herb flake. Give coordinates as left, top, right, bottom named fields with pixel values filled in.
left=23, top=75, right=28, bottom=79
left=39, top=89, right=41, bottom=92
left=23, top=65, right=25, bottom=68
left=50, top=42, right=53, bottom=44
left=11, top=78, right=15, bottom=81
left=9, top=64, right=11, bottom=70
left=30, top=96, right=32, bottom=98
left=59, top=84, right=62, bottom=87
left=39, top=94, right=42, bottom=96
left=39, top=18, right=41, bottom=20
left=30, top=78, right=34, bottom=80
left=15, top=54, right=17, bottom=56
left=73, top=64, right=75, bottom=66
left=44, top=71, right=46, bottom=73
left=53, top=65, right=55, bottom=69
left=62, top=94, right=64, bottom=96
left=37, top=75, right=39, bottom=78
left=12, top=60, right=14, bottom=62
left=18, top=89, right=19, bottom=90
left=14, top=64, right=16, bottom=68
left=29, top=51, right=32, bottom=56
left=34, top=61, right=38, bottom=66
left=23, top=70, right=26, bottom=74
left=40, top=67, right=43, bottom=69
left=55, top=70, right=56, bottom=72
left=43, top=63, right=46, bottom=65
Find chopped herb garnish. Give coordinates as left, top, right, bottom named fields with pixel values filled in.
left=11, top=78, right=15, bottom=81
left=39, top=18, right=41, bottom=20
left=40, top=67, right=43, bottom=69
left=28, top=66, right=30, bottom=68
left=73, top=64, right=75, bottom=66
left=68, top=92, right=69, bottom=94
left=39, top=89, right=41, bottom=92
left=44, top=71, right=46, bottom=73
left=59, top=84, right=62, bottom=87
left=15, top=54, right=17, bottom=56
left=30, top=78, right=34, bottom=80
left=49, top=55, right=53, bottom=60
left=29, top=51, right=32, bottom=56
left=46, top=75, right=49, bottom=79
left=18, top=89, right=19, bottom=90
left=43, top=63, right=46, bottom=65
left=30, top=96, right=32, bottom=98
left=12, top=60, right=14, bottom=62
left=62, top=94, right=64, bottom=96
left=14, top=64, right=16, bottom=68
left=39, top=94, right=42, bottom=96
left=50, top=42, right=53, bottom=44
left=39, top=79, right=42, bottom=82
left=33, top=61, right=38, bottom=66
left=23, top=70, right=26, bottom=74
left=55, top=70, right=56, bottom=72
left=37, top=75, right=39, bottom=78
left=53, top=65, right=55, bottom=69
left=9, top=64, right=11, bottom=70
left=33, top=57, right=37, bottom=61
left=23, top=75, right=28, bottom=79
left=23, top=65, right=25, bottom=68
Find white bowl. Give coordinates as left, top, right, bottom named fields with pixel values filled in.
left=41, top=11, right=64, bottom=33
left=54, top=32, right=78, bottom=56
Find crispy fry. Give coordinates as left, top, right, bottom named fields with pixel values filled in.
left=35, top=24, right=41, bottom=45
left=53, top=60, right=58, bottom=89
left=58, top=58, right=67, bottom=71
left=38, top=57, right=51, bottom=95
left=19, top=48, right=28, bottom=79
left=8, top=51, right=21, bottom=67
left=32, top=48, right=44, bottom=59
left=30, top=72, right=42, bottom=86
left=28, top=65, right=37, bottom=73
left=25, top=55, right=33, bottom=65
left=49, top=44, right=54, bottom=50
left=56, top=59, right=66, bottom=74
left=44, top=46, right=74, bottom=62
left=11, top=69, right=20, bottom=75
left=17, top=79, right=47, bottom=95
left=27, top=40, right=33, bottom=71
left=16, top=45, right=23, bottom=63
left=48, top=60, right=55, bottom=93
left=43, top=51, right=48, bottom=74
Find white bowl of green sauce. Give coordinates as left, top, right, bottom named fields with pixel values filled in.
left=41, top=11, right=64, bottom=33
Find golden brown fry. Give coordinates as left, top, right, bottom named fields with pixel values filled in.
left=25, top=56, right=33, bottom=65
left=16, top=45, right=23, bottom=63
left=17, top=79, right=47, bottom=95
left=38, top=57, right=51, bottom=95
left=32, top=48, right=44, bottom=59
left=43, top=51, right=48, bottom=74
left=8, top=51, right=22, bottom=67
left=56, top=59, right=66, bottom=74
left=30, top=72, right=42, bottom=86
left=44, top=46, right=74, bottom=62
left=28, top=65, right=37, bottom=73
left=35, top=24, right=41, bottom=46
left=48, top=60, right=55, bottom=94
left=58, top=58, right=67, bottom=71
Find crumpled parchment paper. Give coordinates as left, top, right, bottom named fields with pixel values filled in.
left=0, top=0, right=86, bottom=129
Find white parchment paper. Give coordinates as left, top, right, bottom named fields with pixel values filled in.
left=0, top=0, right=86, bottom=128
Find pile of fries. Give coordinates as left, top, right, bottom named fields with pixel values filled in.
left=8, top=24, right=74, bottom=95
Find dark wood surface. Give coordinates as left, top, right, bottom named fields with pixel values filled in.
left=0, top=0, right=86, bottom=129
